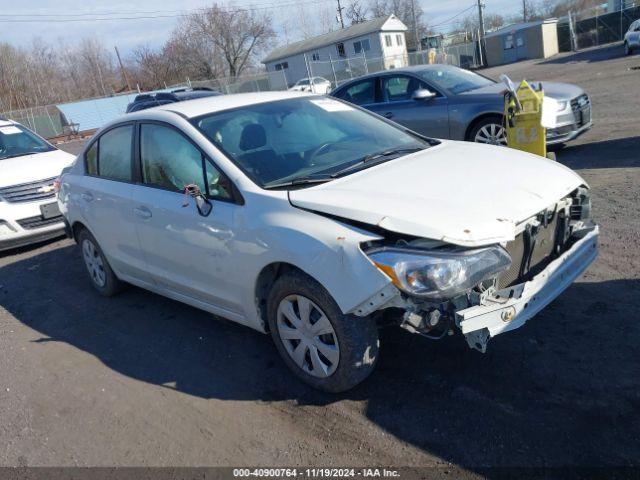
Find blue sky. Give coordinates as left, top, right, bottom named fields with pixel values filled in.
left=0, top=0, right=524, bottom=56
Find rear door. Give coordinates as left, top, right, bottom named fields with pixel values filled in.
left=130, top=121, right=243, bottom=314
left=77, top=123, right=151, bottom=282
left=367, top=73, right=450, bottom=138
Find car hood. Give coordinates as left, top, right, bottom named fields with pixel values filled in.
left=0, top=149, right=76, bottom=188
left=462, top=81, right=584, bottom=101
left=288, top=141, right=586, bottom=247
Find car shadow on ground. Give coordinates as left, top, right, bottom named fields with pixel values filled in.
left=558, top=136, right=640, bottom=170
left=1, top=244, right=639, bottom=467
left=538, top=44, right=626, bottom=64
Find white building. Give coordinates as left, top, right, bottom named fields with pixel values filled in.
left=262, top=15, right=408, bottom=86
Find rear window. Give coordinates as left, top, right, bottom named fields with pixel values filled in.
left=85, top=125, right=133, bottom=182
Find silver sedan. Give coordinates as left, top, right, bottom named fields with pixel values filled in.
left=331, top=64, right=592, bottom=146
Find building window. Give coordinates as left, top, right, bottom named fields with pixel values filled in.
left=275, top=62, right=289, bottom=70
left=311, top=52, right=320, bottom=61
left=353, top=39, right=371, bottom=54
left=384, top=35, right=392, bottom=47
left=504, top=35, right=514, bottom=50
left=336, top=42, right=346, bottom=57
left=396, top=34, right=403, bottom=46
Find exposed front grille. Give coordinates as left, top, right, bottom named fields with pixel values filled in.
left=0, top=177, right=57, bottom=203
left=497, top=212, right=562, bottom=289
left=17, top=214, right=63, bottom=230
left=571, top=94, right=591, bottom=127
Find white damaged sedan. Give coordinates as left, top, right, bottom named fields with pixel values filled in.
left=58, top=92, right=598, bottom=392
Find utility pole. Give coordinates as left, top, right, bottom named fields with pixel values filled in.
left=336, top=0, right=345, bottom=29
left=523, top=0, right=527, bottom=22
left=477, top=0, right=485, bottom=66
left=411, top=0, right=421, bottom=51
left=114, top=46, right=132, bottom=92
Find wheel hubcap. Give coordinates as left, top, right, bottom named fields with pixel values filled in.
left=276, top=294, right=339, bottom=378
left=82, top=239, right=106, bottom=288
left=475, top=123, right=507, bottom=146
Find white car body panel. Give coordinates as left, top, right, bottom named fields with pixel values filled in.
left=289, top=141, right=585, bottom=247
left=0, top=120, right=75, bottom=250
left=58, top=91, right=597, bottom=350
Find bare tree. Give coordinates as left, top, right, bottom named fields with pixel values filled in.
left=346, top=0, right=369, bottom=25
left=186, top=3, right=275, bottom=78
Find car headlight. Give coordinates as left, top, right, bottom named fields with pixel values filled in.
left=554, top=100, right=568, bottom=112
left=368, top=246, right=511, bottom=300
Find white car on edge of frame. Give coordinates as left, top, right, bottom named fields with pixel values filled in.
left=0, top=118, right=75, bottom=251
left=58, top=92, right=599, bottom=392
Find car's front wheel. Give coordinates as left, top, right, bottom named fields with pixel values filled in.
left=469, top=116, right=508, bottom=146
left=77, top=229, right=123, bottom=297
left=624, top=41, right=632, bottom=56
left=267, top=271, right=379, bottom=392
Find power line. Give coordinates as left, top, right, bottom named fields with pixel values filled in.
left=0, top=0, right=332, bottom=23
left=429, top=4, right=477, bottom=30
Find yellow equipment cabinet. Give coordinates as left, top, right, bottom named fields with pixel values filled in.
left=504, top=80, right=547, bottom=157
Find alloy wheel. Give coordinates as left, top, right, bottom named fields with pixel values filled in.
left=82, top=238, right=106, bottom=288
left=276, top=294, right=340, bottom=378
left=474, top=123, right=507, bottom=146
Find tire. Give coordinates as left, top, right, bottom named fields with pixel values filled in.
left=468, top=116, right=507, bottom=146
left=267, top=271, right=379, bottom=392
left=77, top=228, right=123, bottom=297
left=624, top=42, right=631, bottom=56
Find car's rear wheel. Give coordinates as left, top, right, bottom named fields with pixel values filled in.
left=469, top=116, right=507, bottom=146
left=77, top=229, right=123, bottom=297
left=267, top=271, right=379, bottom=392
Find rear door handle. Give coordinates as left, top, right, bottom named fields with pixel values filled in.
left=133, top=206, right=152, bottom=219
left=81, top=192, right=94, bottom=202
left=383, top=112, right=394, bottom=119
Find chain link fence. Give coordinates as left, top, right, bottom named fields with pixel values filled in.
left=558, top=3, right=640, bottom=51
left=308, top=43, right=480, bottom=88
left=1, top=43, right=480, bottom=139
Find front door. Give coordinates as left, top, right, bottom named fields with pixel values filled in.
left=368, top=74, right=450, bottom=138
left=131, top=122, right=242, bottom=314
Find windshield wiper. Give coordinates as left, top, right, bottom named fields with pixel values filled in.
left=330, top=147, right=424, bottom=178
left=263, top=174, right=334, bottom=190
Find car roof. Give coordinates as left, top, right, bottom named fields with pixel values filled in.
left=155, top=91, right=314, bottom=118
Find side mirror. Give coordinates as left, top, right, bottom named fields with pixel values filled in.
left=412, top=88, right=436, bottom=101
left=195, top=195, right=213, bottom=217
left=499, top=74, right=517, bottom=95
left=183, top=184, right=213, bottom=217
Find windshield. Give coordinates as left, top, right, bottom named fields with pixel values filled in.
left=0, top=124, right=55, bottom=160
left=296, top=79, right=310, bottom=86
left=192, top=97, right=432, bottom=188
left=418, top=66, right=495, bottom=94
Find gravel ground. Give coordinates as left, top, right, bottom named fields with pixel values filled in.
left=1, top=44, right=638, bottom=472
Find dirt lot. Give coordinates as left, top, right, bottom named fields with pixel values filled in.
left=1, top=44, right=639, bottom=471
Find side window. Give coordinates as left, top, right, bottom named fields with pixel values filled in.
left=335, top=79, right=376, bottom=105
left=96, top=125, right=133, bottom=181
left=140, top=123, right=231, bottom=200
left=140, top=124, right=206, bottom=193
left=85, top=142, right=98, bottom=175
left=204, top=161, right=232, bottom=200
left=382, top=75, right=421, bottom=102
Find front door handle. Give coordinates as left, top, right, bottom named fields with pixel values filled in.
left=81, top=191, right=94, bottom=202
left=133, top=206, right=152, bottom=219
left=383, top=112, right=394, bottom=119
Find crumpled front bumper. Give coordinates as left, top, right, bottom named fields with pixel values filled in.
left=455, top=225, right=599, bottom=352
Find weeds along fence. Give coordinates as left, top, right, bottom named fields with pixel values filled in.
left=558, top=3, right=640, bottom=51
